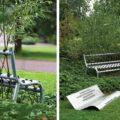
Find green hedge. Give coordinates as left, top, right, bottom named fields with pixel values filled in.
left=60, top=59, right=120, bottom=100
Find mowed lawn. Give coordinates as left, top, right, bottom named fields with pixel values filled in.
left=18, top=70, right=56, bottom=94
left=60, top=98, right=120, bottom=120
left=0, top=45, right=56, bottom=61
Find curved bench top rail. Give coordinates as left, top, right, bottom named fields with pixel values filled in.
left=84, top=52, right=120, bottom=57
left=87, top=60, right=120, bottom=66
left=99, top=68, right=120, bottom=73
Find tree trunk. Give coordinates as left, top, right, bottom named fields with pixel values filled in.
left=15, top=36, right=22, bottom=53
left=15, top=16, right=22, bottom=53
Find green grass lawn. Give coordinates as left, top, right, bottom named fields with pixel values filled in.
left=60, top=98, right=120, bottom=120
left=0, top=45, right=56, bottom=61
left=18, top=70, right=56, bottom=94
left=0, top=70, right=56, bottom=120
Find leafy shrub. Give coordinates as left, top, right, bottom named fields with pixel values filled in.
left=60, top=38, right=84, bottom=60
left=47, top=34, right=56, bottom=44
left=22, top=36, right=36, bottom=45
left=0, top=94, right=56, bottom=120
left=60, top=13, right=120, bottom=61
left=60, top=59, right=120, bottom=100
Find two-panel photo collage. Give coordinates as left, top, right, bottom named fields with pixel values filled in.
left=0, top=0, right=120, bottom=120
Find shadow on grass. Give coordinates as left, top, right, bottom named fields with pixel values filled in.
left=62, top=100, right=98, bottom=111
left=0, top=46, right=56, bottom=61
left=84, top=106, right=99, bottom=111
left=16, top=51, right=56, bottom=61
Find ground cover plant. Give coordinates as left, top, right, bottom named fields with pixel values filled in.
left=0, top=70, right=56, bottom=120
left=60, top=59, right=120, bottom=100
left=60, top=58, right=120, bottom=120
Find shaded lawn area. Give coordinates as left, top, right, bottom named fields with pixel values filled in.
left=60, top=99, right=120, bottom=120
left=0, top=45, right=56, bottom=61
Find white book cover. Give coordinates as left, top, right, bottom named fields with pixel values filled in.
left=67, top=85, right=120, bottom=110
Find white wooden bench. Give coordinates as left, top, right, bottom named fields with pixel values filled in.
left=83, top=53, right=120, bottom=77
left=67, top=85, right=120, bottom=110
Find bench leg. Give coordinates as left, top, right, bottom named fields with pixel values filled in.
left=86, top=67, right=88, bottom=74
left=13, top=83, right=20, bottom=102
left=39, top=84, right=44, bottom=103
left=97, top=72, right=99, bottom=78
left=95, top=68, right=99, bottom=78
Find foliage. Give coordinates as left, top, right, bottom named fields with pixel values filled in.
left=60, top=38, right=84, bottom=60
left=60, top=9, right=76, bottom=43
left=60, top=0, right=120, bottom=61
left=0, top=70, right=56, bottom=119
left=60, top=0, right=120, bottom=119
left=78, top=14, right=120, bottom=54
left=26, top=0, right=56, bottom=44
left=60, top=98, right=120, bottom=120
left=60, top=59, right=120, bottom=100
left=22, top=36, right=36, bottom=45
left=47, top=34, right=56, bottom=44
left=60, top=1, right=77, bottom=43
left=60, top=0, right=88, bottom=18
left=0, top=0, right=56, bottom=52
left=0, top=94, right=56, bottom=120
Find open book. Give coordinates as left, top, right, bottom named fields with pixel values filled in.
left=67, top=85, right=120, bottom=110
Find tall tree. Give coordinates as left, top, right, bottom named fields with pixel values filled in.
left=0, top=0, right=54, bottom=52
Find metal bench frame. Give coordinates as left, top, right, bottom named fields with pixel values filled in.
left=83, top=52, right=120, bottom=78
left=0, top=48, right=44, bottom=103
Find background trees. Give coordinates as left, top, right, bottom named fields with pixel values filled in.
left=60, top=0, right=120, bottom=100
left=60, top=0, right=120, bottom=60
left=0, top=0, right=56, bottom=52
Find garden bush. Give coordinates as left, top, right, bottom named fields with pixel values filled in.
left=22, top=36, right=37, bottom=45
left=47, top=34, right=56, bottom=44
left=0, top=93, right=56, bottom=120
left=60, top=59, right=120, bottom=100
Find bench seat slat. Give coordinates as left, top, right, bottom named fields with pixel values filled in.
left=0, top=74, right=16, bottom=80
left=0, top=50, right=11, bottom=55
left=88, top=60, right=120, bottom=66
left=88, top=63, right=120, bottom=69
left=0, top=79, right=41, bottom=92
left=99, top=68, right=120, bottom=73
left=85, top=52, right=120, bottom=57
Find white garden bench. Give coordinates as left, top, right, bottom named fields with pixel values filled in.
left=83, top=53, right=120, bottom=77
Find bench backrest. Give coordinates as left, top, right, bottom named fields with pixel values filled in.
left=67, top=85, right=104, bottom=110
left=0, top=48, right=19, bottom=82
left=84, top=53, right=120, bottom=67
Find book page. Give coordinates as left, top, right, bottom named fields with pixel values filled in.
left=67, top=85, right=104, bottom=110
